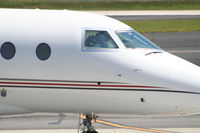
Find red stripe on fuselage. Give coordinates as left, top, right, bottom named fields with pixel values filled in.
left=0, top=81, right=163, bottom=88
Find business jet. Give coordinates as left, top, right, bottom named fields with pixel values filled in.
left=0, top=8, right=200, bottom=133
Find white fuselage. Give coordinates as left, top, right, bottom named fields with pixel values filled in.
left=0, top=9, right=200, bottom=117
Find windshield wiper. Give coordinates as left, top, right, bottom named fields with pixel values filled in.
left=145, top=51, right=163, bottom=56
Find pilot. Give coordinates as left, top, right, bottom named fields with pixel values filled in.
left=94, top=32, right=109, bottom=48
left=85, top=35, right=95, bottom=47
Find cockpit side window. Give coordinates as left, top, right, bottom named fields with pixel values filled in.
left=85, top=30, right=119, bottom=49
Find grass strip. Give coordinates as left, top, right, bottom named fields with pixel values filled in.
left=122, top=19, right=200, bottom=33
left=0, top=0, right=200, bottom=10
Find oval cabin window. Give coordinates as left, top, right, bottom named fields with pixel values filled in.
left=36, top=43, right=51, bottom=61
left=1, top=42, right=16, bottom=60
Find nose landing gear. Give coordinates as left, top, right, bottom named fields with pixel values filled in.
left=79, top=113, right=98, bottom=133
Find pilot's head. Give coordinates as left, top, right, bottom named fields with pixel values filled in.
left=95, top=32, right=109, bottom=43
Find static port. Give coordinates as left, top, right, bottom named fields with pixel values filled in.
left=140, top=98, right=145, bottom=102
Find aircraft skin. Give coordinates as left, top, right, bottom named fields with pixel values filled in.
left=0, top=9, right=200, bottom=117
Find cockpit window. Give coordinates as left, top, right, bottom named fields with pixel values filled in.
left=116, top=30, right=162, bottom=50
left=85, top=30, right=118, bottom=49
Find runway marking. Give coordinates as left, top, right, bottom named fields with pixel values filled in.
left=96, top=119, right=174, bottom=133
left=80, top=115, right=175, bottom=133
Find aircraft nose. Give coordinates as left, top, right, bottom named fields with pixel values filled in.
left=169, top=65, right=200, bottom=93
left=142, top=51, right=200, bottom=92
left=163, top=52, right=200, bottom=93
left=160, top=52, right=200, bottom=115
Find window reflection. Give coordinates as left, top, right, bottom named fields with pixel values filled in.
left=116, top=30, right=162, bottom=50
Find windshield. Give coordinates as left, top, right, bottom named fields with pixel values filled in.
left=116, top=30, right=162, bottom=50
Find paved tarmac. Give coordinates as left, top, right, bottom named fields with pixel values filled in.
left=1, top=113, right=200, bottom=133
left=1, top=129, right=200, bottom=133
left=143, top=32, right=200, bottom=65
left=94, top=10, right=200, bottom=20
left=110, top=15, right=200, bottom=20
left=90, top=10, right=200, bottom=16
left=90, top=10, right=200, bottom=20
